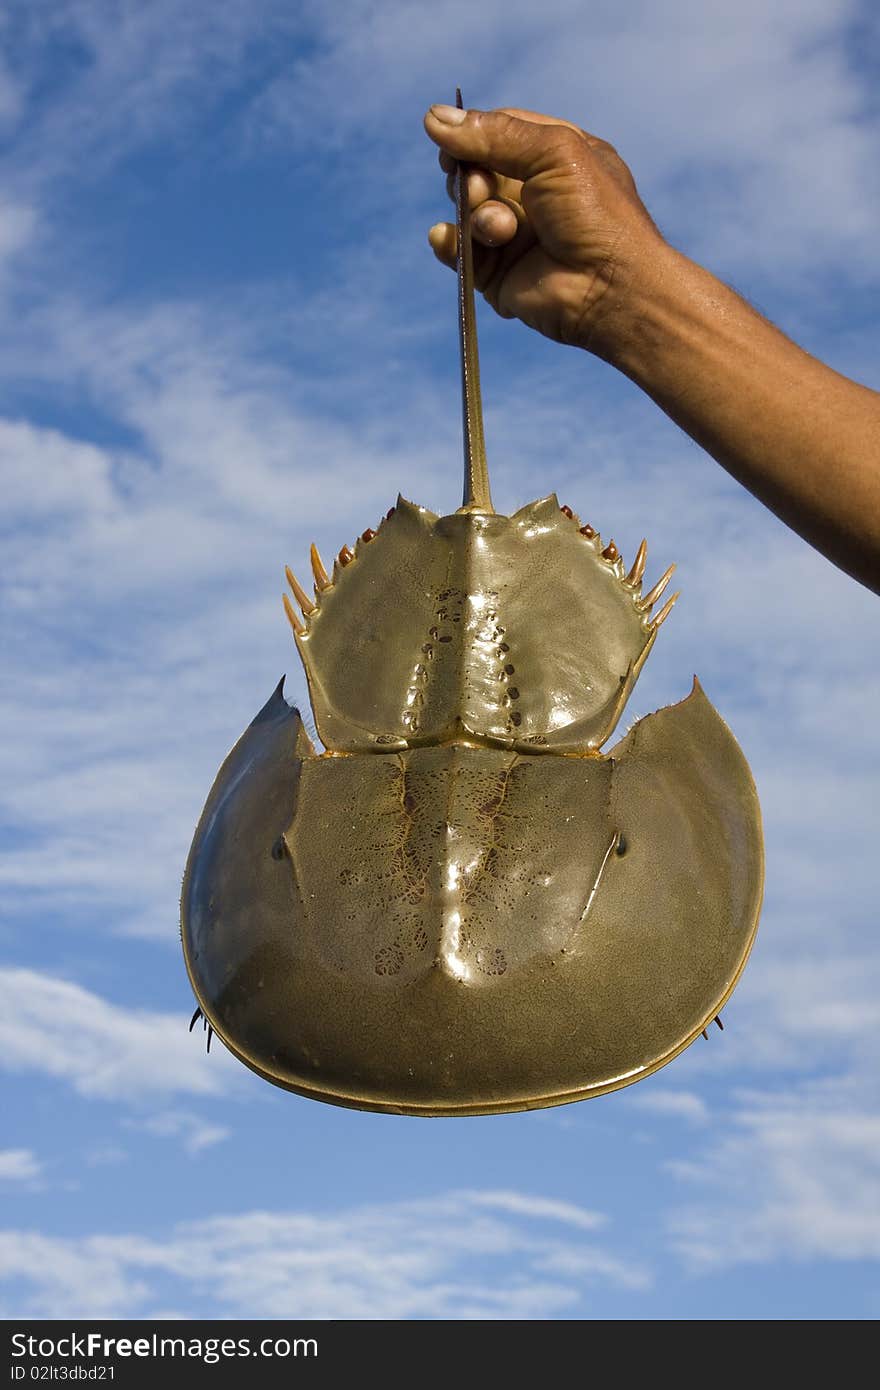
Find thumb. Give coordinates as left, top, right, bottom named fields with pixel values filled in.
left=424, top=105, right=583, bottom=184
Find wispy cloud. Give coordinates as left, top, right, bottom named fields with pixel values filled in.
left=0, top=1, right=302, bottom=191
left=462, top=1190, right=606, bottom=1232
left=251, top=0, right=880, bottom=283
left=0, top=1149, right=43, bottom=1183
left=125, top=1111, right=230, bottom=1157
left=628, top=1090, right=709, bottom=1126
left=0, top=198, right=36, bottom=272
left=0, top=1188, right=650, bottom=1319
left=667, top=1079, right=880, bottom=1268
left=0, top=968, right=231, bottom=1101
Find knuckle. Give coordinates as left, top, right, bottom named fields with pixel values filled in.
left=550, top=126, right=587, bottom=159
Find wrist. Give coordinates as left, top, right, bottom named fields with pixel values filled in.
left=577, top=240, right=694, bottom=375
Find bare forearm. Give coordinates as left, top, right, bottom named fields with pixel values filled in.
left=594, top=246, right=880, bottom=594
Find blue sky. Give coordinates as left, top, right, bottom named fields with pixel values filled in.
left=1, top=0, right=879, bottom=1320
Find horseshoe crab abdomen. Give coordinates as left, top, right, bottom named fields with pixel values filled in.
left=287, top=743, right=614, bottom=984
left=181, top=677, right=762, bottom=1115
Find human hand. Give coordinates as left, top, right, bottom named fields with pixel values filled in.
left=424, top=104, right=667, bottom=359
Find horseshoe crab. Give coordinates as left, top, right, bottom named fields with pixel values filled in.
left=181, top=99, right=763, bottom=1114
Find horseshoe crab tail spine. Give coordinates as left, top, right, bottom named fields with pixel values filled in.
left=455, top=87, right=494, bottom=515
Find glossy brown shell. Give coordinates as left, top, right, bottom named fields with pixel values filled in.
left=181, top=674, right=763, bottom=1115
left=297, top=495, right=655, bottom=753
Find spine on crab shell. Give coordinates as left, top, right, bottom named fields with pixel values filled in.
left=625, top=539, right=648, bottom=587
left=455, top=88, right=494, bottom=515
left=310, top=543, right=331, bottom=592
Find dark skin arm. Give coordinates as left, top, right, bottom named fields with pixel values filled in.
left=424, top=103, right=880, bottom=595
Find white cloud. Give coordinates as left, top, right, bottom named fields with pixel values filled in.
left=0, top=1149, right=43, bottom=1183
left=126, top=1111, right=230, bottom=1156
left=251, top=0, right=880, bottom=282
left=1, top=1, right=876, bottom=299
left=0, top=968, right=232, bottom=1101
left=667, top=1079, right=880, bottom=1268
left=0, top=1189, right=650, bottom=1319
left=0, top=2, right=303, bottom=188
left=82, top=1144, right=128, bottom=1168
left=461, top=1190, right=606, bottom=1232
left=628, top=1090, right=709, bottom=1126
left=0, top=1231, right=152, bottom=1320
left=0, top=200, right=37, bottom=268
left=725, top=953, right=880, bottom=1073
